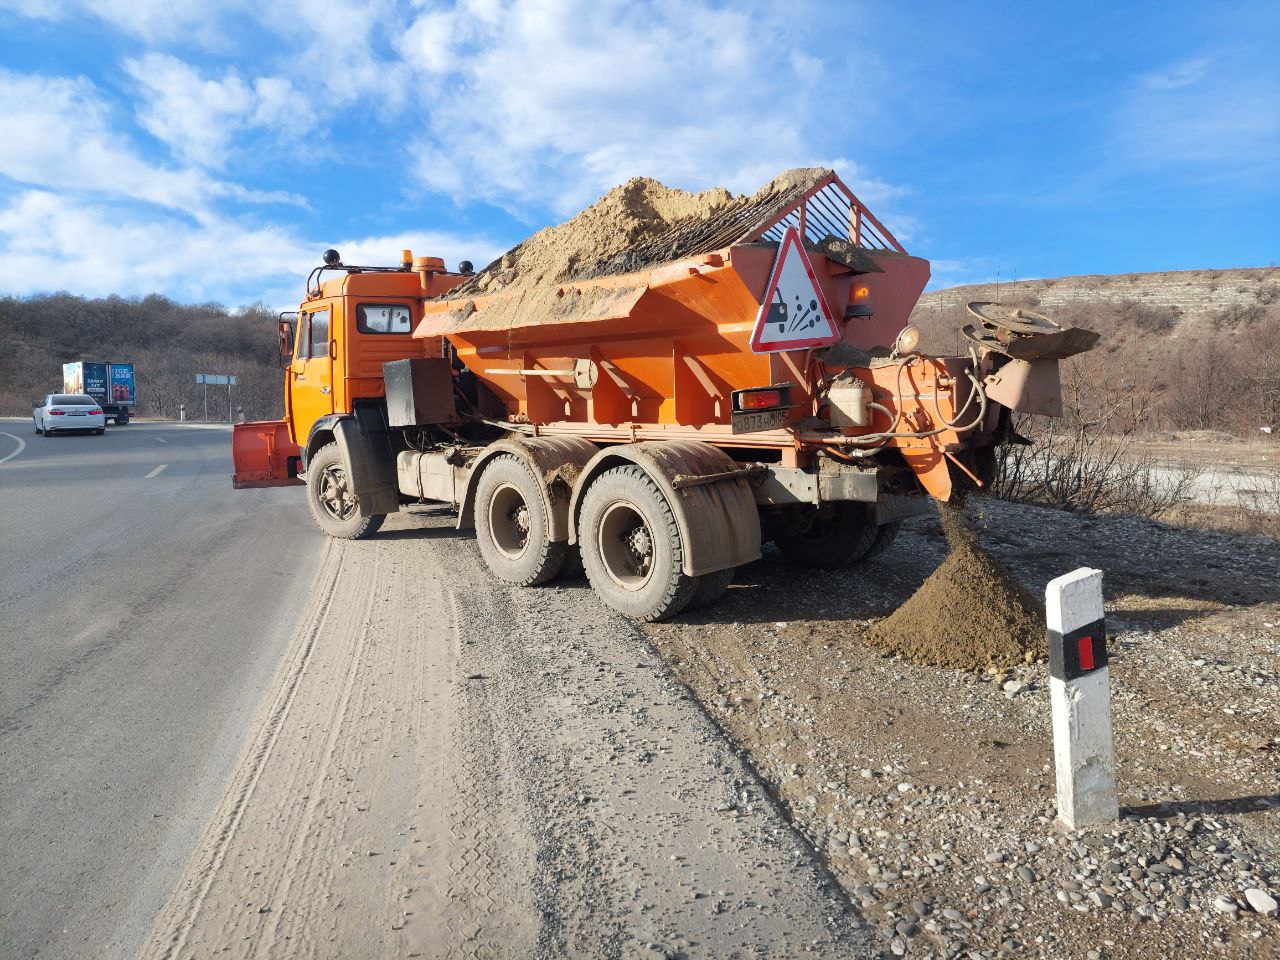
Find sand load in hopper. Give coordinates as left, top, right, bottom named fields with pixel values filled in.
left=233, top=167, right=1098, bottom=623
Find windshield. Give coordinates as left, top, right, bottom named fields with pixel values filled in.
left=53, top=395, right=98, bottom=405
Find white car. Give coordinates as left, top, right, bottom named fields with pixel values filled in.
left=33, top=394, right=107, bottom=436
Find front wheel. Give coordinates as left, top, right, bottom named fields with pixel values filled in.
left=579, top=465, right=698, bottom=622
left=306, top=443, right=385, bottom=539
left=775, top=503, right=878, bottom=569
left=33, top=421, right=42, bottom=435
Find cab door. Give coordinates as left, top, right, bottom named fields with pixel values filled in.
left=289, top=304, right=335, bottom=444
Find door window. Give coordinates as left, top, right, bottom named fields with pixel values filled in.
left=295, top=313, right=310, bottom=359
left=357, top=303, right=412, bottom=334
left=308, top=308, right=331, bottom=358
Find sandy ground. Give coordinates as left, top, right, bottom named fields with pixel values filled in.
left=143, top=508, right=874, bottom=960
left=643, top=499, right=1279, bottom=959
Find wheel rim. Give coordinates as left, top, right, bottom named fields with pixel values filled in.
left=597, top=500, right=654, bottom=591
left=318, top=463, right=357, bottom=521
left=487, top=482, right=530, bottom=559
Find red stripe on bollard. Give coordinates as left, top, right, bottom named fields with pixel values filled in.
left=1078, top=636, right=1095, bottom=671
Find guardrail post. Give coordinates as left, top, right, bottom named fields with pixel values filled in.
left=1047, top=567, right=1118, bottom=830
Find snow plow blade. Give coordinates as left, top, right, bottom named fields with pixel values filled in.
left=232, top=419, right=303, bottom=488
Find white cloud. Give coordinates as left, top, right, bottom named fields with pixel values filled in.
left=396, top=0, right=887, bottom=217
left=0, top=191, right=309, bottom=299
left=123, top=54, right=312, bottom=168
left=0, top=190, right=504, bottom=303
left=0, top=68, right=304, bottom=215
left=1140, top=57, right=1210, bottom=91
left=0, top=0, right=250, bottom=43
left=1115, top=54, right=1280, bottom=181
left=259, top=0, right=409, bottom=108
left=333, top=231, right=506, bottom=275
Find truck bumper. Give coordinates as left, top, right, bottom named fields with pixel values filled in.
left=232, top=420, right=303, bottom=489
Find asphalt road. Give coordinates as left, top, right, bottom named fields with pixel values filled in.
left=0, top=419, right=323, bottom=960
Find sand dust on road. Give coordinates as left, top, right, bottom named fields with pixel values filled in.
left=143, top=510, right=872, bottom=959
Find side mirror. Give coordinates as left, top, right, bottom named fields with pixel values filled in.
left=278, top=319, right=295, bottom=362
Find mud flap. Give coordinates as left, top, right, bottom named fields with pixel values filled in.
left=232, top=420, right=303, bottom=489
left=334, top=413, right=400, bottom=518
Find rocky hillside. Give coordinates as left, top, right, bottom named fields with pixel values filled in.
left=910, top=267, right=1280, bottom=434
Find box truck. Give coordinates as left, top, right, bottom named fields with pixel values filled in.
left=63, top=362, right=136, bottom=425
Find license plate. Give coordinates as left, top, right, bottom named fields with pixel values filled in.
left=69, top=412, right=86, bottom=416
left=732, top=408, right=789, bottom=435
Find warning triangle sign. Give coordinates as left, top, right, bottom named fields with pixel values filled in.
left=749, top=226, right=840, bottom=353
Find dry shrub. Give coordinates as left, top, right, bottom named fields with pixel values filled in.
left=992, top=357, right=1200, bottom=519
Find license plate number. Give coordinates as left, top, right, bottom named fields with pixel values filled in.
left=732, top=408, right=788, bottom=435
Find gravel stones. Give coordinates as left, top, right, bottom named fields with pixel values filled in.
left=1213, top=896, right=1240, bottom=914
left=1245, top=888, right=1278, bottom=917
left=640, top=497, right=1280, bottom=959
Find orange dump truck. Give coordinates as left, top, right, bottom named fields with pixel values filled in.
left=232, top=169, right=1093, bottom=620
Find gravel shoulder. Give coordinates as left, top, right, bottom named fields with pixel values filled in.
left=144, top=507, right=874, bottom=959
left=643, top=499, right=1279, bottom=959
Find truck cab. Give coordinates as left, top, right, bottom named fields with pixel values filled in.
left=231, top=250, right=470, bottom=489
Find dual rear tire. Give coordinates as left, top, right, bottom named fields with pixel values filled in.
left=774, top=502, right=901, bottom=569
left=576, top=465, right=701, bottom=622
left=473, top=455, right=569, bottom=586
left=472, top=460, right=733, bottom=622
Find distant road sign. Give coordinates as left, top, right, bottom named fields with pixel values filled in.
left=196, top=374, right=237, bottom=385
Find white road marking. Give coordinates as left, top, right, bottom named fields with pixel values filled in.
left=0, top=431, right=27, bottom=466
left=155, top=437, right=168, bottom=444
left=145, top=464, right=168, bottom=479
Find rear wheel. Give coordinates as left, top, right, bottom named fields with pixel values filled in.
left=94, top=428, right=105, bottom=436
left=474, top=454, right=567, bottom=586
left=43, top=425, right=54, bottom=438
left=306, top=443, right=385, bottom=539
left=775, top=503, right=878, bottom=569
left=686, top=566, right=734, bottom=611
left=862, top=520, right=902, bottom=561
left=579, top=465, right=698, bottom=622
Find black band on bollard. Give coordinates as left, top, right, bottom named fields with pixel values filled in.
left=1048, top=618, right=1108, bottom=682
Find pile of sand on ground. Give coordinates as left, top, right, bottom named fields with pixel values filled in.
left=868, top=504, right=1045, bottom=671
left=447, top=167, right=832, bottom=301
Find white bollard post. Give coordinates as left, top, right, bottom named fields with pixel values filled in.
left=1046, top=567, right=1118, bottom=830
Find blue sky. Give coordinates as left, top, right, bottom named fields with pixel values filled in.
left=1, top=0, right=1277, bottom=307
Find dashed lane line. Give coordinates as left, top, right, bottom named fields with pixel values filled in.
left=145, top=464, right=168, bottom=479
